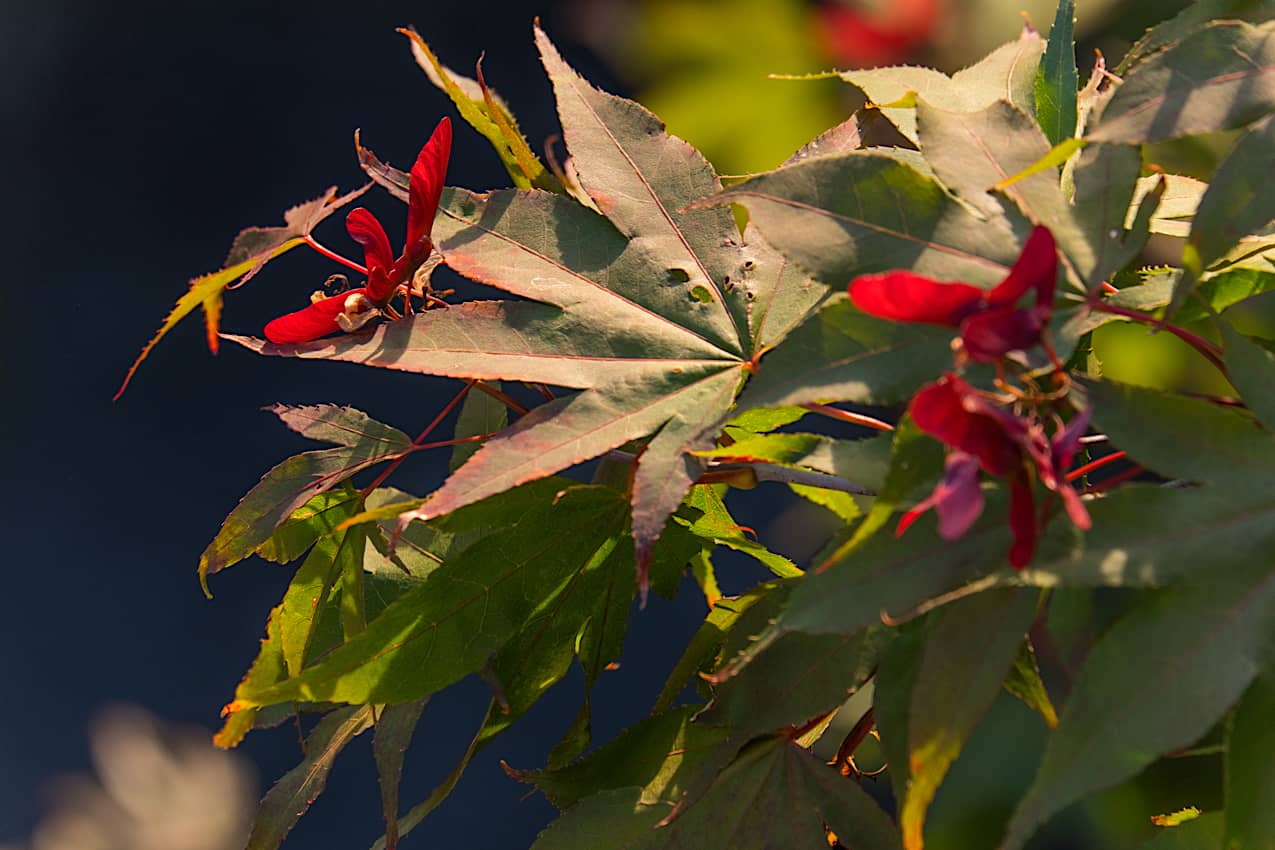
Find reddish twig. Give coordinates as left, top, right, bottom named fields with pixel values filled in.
left=802, top=403, right=895, bottom=432
left=361, top=381, right=476, bottom=496
left=1081, top=463, right=1145, bottom=495
left=474, top=380, right=531, bottom=416
left=1066, top=450, right=1128, bottom=483
left=305, top=235, right=368, bottom=276
left=1088, top=300, right=1227, bottom=376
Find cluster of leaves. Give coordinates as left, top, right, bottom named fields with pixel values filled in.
left=131, top=1, right=1275, bottom=848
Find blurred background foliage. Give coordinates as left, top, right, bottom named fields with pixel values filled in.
left=575, top=0, right=1258, bottom=400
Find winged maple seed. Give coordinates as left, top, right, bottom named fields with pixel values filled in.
left=848, top=225, right=1058, bottom=364
left=849, top=226, right=1090, bottom=567
left=898, top=373, right=1091, bottom=568
left=264, top=117, right=453, bottom=344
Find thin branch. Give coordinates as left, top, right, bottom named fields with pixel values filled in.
left=1066, top=451, right=1127, bottom=482
left=305, top=235, right=369, bottom=276
left=802, top=403, right=896, bottom=432
left=1088, top=299, right=1227, bottom=376
left=474, top=380, right=531, bottom=416
left=361, top=381, right=475, bottom=496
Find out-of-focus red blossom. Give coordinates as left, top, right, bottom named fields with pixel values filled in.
left=818, top=0, right=942, bottom=67
left=264, top=117, right=453, bottom=345
left=899, top=373, right=1091, bottom=568
left=848, top=226, right=1059, bottom=362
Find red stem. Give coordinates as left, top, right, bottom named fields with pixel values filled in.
left=1081, top=463, right=1145, bottom=495
left=1066, top=450, right=1128, bottom=483
left=361, top=381, right=476, bottom=496
left=802, top=403, right=895, bottom=432
left=410, top=432, right=498, bottom=452
left=1088, top=300, right=1227, bottom=376
left=305, top=235, right=368, bottom=276
left=474, top=380, right=531, bottom=416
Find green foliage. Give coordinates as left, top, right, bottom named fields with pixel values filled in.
left=1035, top=0, right=1078, bottom=146
left=138, top=5, right=1275, bottom=849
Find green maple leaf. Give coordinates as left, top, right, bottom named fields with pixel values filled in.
left=528, top=736, right=899, bottom=850
left=228, top=24, right=829, bottom=582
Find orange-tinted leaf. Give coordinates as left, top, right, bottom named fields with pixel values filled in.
left=115, top=184, right=369, bottom=399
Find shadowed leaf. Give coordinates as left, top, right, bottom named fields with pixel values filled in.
left=1222, top=320, right=1275, bottom=431
left=1225, top=676, right=1275, bottom=850
left=524, top=706, right=733, bottom=811
left=1004, top=639, right=1059, bottom=728
left=198, top=406, right=412, bottom=593
left=699, top=626, right=888, bottom=740
left=1177, top=116, right=1275, bottom=312
left=1001, top=560, right=1275, bottom=849
left=373, top=699, right=428, bottom=850
left=1089, top=21, right=1275, bottom=143
left=530, top=737, right=899, bottom=850
left=1117, top=0, right=1275, bottom=73
left=246, top=705, right=375, bottom=850
left=226, top=486, right=628, bottom=710
left=901, top=589, right=1039, bottom=850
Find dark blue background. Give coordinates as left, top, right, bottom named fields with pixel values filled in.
left=1, top=1, right=725, bottom=846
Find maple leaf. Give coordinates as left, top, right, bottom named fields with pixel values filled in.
left=227, top=25, right=827, bottom=590
left=115, top=183, right=369, bottom=398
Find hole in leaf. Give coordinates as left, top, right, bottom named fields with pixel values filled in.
left=690, top=285, right=713, bottom=303
left=667, top=268, right=691, bottom=283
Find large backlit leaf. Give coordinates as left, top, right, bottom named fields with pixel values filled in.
left=831, top=29, right=1045, bottom=144
left=116, top=184, right=367, bottom=398
left=372, top=698, right=428, bottom=850
left=730, top=298, right=953, bottom=414
left=198, top=406, right=412, bottom=592
left=229, top=26, right=829, bottom=580
left=701, top=152, right=1024, bottom=290
left=1088, top=20, right=1275, bottom=143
